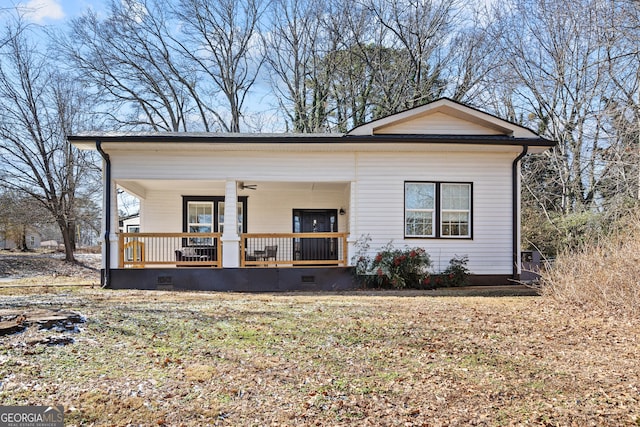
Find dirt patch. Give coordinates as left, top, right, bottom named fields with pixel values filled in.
left=0, top=251, right=100, bottom=284
left=0, top=308, right=85, bottom=336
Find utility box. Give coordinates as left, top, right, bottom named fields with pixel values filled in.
left=520, top=250, right=542, bottom=282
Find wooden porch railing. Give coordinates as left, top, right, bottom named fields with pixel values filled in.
left=118, top=232, right=348, bottom=268
left=118, top=233, right=222, bottom=268
left=241, top=232, right=349, bottom=267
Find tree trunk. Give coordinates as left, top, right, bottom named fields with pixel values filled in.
left=58, top=219, right=76, bottom=262
left=20, top=225, right=27, bottom=252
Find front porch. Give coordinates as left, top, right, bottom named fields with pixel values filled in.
left=110, top=231, right=355, bottom=291
left=102, top=177, right=358, bottom=290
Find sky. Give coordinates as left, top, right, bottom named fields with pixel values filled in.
left=7, top=0, right=497, bottom=134
left=12, top=0, right=103, bottom=23
left=13, top=0, right=497, bottom=24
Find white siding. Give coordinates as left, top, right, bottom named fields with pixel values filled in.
left=111, top=151, right=356, bottom=182
left=113, top=148, right=518, bottom=276
left=375, top=111, right=504, bottom=135
left=245, top=186, right=349, bottom=233
left=140, top=184, right=350, bottom=234
left=353, top=151, right=514, bottom=275
left=142, top=189, right=186, bottom=233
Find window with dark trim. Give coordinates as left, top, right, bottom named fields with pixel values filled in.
left=182, top=196, right=248, bottom=242
left=404, top=182, right=472, bottom=239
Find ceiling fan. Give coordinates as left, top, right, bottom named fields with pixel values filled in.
left=239, top=182, right=257, bottom=190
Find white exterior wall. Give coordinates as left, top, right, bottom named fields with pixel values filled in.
left=139, top=185, right=350, bottom=234
left=110, top=151, right=356, bottom=181
left=0, top=232, right=41, bottom=250
left=111, top=151, right=354, bottom=234
left=109, top=147, right=517, bottom=275
left=141, top=189, right=185, bottom=233
left=354, top=150, right=514, bottom=275
left=375, top=111, right=504, bottom=135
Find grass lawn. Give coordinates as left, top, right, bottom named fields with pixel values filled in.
left=0, top=287, right=639, bottom=426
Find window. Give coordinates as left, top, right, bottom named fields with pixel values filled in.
left=182, top=196, right=248, bottom=245
left=187, top=201, right=214, bottom=245
left=405, top=182, right=472, bottom=239
left=440, top=183, right=471, bottom=237
left=405, top=183, right=435, bottom=237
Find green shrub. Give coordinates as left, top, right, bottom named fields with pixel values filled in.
left=354, top=241, right=431, bottom=289
left=352, top=237, right=471, bottom=289
left=433, top=255, right=471, bottom=287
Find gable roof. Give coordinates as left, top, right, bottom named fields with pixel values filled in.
left=69, top=98, right=554, bottom=150
left=347, top=98, right=541, bottom=139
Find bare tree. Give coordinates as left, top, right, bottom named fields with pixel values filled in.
left=363, top=0, right=457, bottom=110
left=0, top=17, right=98, bottom=261
left=176, top=0, right=266, bottom=132
left=444, top=6, right=504, bottom=104
left=263, top=0, right=462, bottom=132
left=477, top=0, right=640, bottom=253
left=322, top=0, right=459, bottom=130
left=598, top=0, right=640, bottom=207
left=490, top=0, right=611, bottom=214
left=262, top=0, right=331, bottom=132
left=58, top=0, right=218, bottom=131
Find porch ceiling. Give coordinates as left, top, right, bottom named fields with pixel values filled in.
left=117, top=180, right=349, bottom=198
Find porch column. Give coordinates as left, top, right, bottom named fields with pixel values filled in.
left=107, top=179, right=119, bottom=270
left=222, top=179, right=240, bottom=268
left=347, top=181, right=358, bottom=266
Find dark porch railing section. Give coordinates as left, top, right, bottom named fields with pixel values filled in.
left=241, top=232, right=348, bottom=267
left=119, top=233, right=221, bottom=268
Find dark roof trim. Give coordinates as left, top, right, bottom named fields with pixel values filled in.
left=68, top=133, right=555, bottom=147
left=68, top=133, right=343, bottom=144
left=345, top=134, right=555, bottom=147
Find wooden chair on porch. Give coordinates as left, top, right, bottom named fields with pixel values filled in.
left=262, top=245, right=278, bottom=261
left=246, top=245, right=278, bottom=264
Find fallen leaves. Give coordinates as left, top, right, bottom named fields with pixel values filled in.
left=0, top=288, right=638, bottom=426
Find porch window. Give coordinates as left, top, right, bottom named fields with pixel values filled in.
left=404, top=182, right=472, bottom=239
left=187, top=201, right=214, bottom=245
left=182, top=196, right=248, bottom=242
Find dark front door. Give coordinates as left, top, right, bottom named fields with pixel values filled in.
left=293, top=209, right=338, bottom=261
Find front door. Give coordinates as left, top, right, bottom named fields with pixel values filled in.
left=293, top=209, right=338, bottom=261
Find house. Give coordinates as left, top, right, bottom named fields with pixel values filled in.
left=1, top=227, right=41, bottom=250
left=40, top=240, right=62, bottom=250
left=68, top=98, right=555, bottom=291
left=119, top=213, right=140, bottom=233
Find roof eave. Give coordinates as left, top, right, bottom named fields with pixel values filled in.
left=68, top=132, right=555, bottom=149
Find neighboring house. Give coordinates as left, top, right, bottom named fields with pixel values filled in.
left=69, top=98, right=555, bottom=291
left=119, top=213, right=140, bottom=233
left=40, top=240, right=61, bottom=250
left=1, top=227, right=41, bottom=250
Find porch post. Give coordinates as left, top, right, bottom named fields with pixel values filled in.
left=106, top=179, right=119, bottom=269
left=221, top=179, right=240, bottom=268
left=347, top=181, right=357, bottom=266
